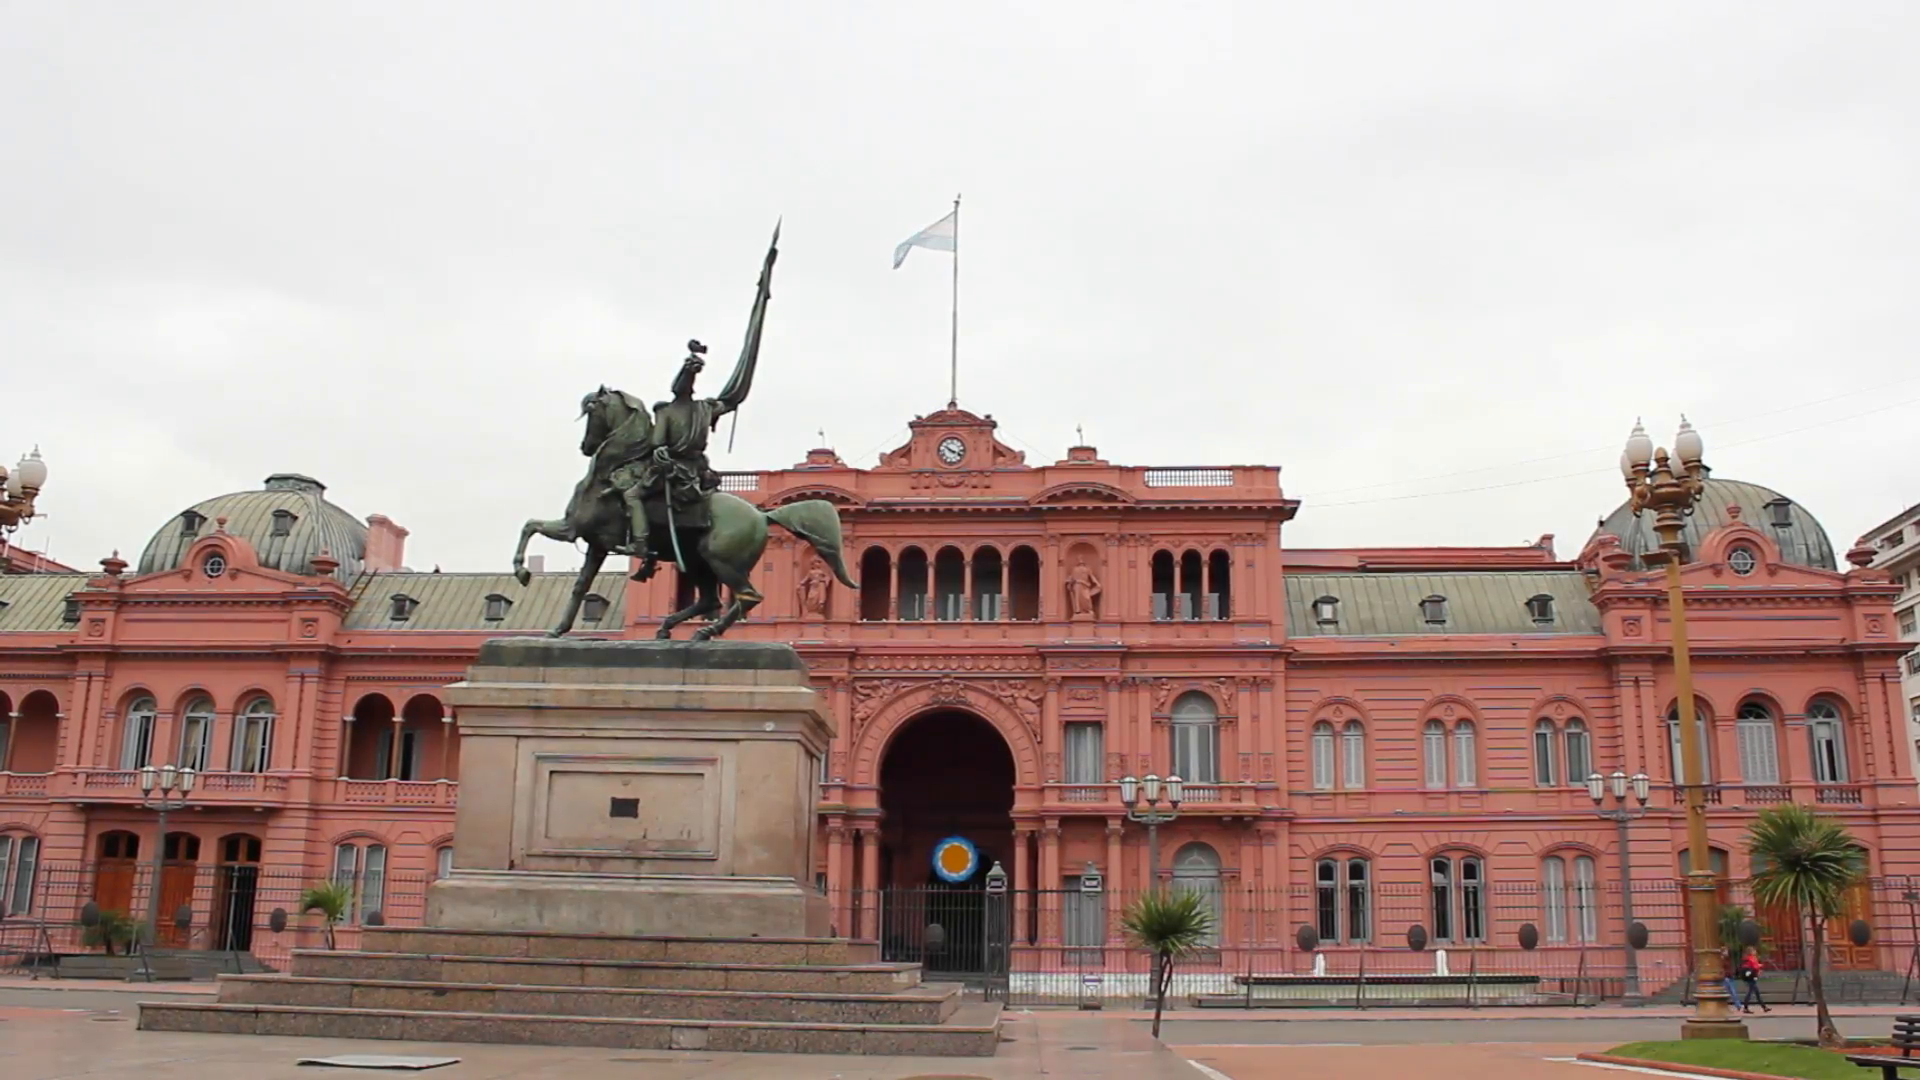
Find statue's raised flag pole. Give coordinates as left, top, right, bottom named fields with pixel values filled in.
left=892, top=195, right=961, bottom=408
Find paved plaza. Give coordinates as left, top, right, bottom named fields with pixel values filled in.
left=6, top=979, right=1918, bottom=1080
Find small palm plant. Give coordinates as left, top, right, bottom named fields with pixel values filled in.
left=1746, top=804, right=1865, bottom=1047
left=1122, top=889, right=1215, bottom=1039
left=81, top=909, right=143, bottom=956
left=300, top=881, right=354, bottom=950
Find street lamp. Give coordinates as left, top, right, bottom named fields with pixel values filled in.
left=1119, top=773, right=1182, bottom=887
left=1587, top=769, right=1652, bottom=999
left=138, top=764, right=195, bottom=952
left=0, top=446, right=50, bottom=539
left=1621, top=416, right=1746, bottom=1040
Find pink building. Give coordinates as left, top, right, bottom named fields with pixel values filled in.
left=1, top=407, right=1914, bottom=998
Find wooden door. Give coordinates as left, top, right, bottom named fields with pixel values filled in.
left=91, top=831, right=139, bottom=917
left=1825, top=880, right=1876, bottom=970
left=1752, top=895, right=1805, bottom=971
left=156, top=833, right=200, bottom=948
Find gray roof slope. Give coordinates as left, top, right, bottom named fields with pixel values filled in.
left=0, top=573, right=88, bottom=632
left=343, top=571, right=629, bottom=631
left=1286, top=571, right=1600, bottom=636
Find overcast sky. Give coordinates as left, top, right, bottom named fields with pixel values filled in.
left=2, top=2, right=1915, bottom=574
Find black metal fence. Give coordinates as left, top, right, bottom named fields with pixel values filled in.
left=8, top=862, right=1920, bottom=1007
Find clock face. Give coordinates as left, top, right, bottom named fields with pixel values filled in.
left=937, top=436, right=966, bottom=465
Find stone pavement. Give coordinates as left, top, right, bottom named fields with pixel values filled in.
left=2, top=998, right=1201, bottom=1080
left=1178, top=1042, right=1613, bottom=1080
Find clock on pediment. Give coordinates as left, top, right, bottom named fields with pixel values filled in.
left=937, top=435, right=967, bottom=466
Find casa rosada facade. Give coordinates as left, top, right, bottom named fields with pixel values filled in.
left=1, top=405, right=1916, bottom=987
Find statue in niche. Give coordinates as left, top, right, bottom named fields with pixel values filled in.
left=1065, top=556, right=1102, bottom=618
left=799, top=559, right=832, bottom=616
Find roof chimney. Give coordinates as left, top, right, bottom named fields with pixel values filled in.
left=364, top=514, right=409, bottom=571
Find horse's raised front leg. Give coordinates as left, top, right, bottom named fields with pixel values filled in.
left=514, top=518, right=574, bottom=587
left=655, top=571, right=721, bottom=640
left=547, top=547, right=607, bottom=637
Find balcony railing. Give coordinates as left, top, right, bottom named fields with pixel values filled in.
left=1739, top=785, right=1793, bottom=805
left=1040, top=782, right=1259, bottom=807
left=332, top=778, right=458, bottom=806
left=1816, top=784, right=1865, bottom=805
left=0, top=772, right=50, bottom=797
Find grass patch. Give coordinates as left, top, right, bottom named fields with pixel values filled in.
left=1607, top=1040, right=1869, bottom=1080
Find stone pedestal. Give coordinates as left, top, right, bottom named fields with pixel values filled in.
left=427, top=639, right=832, bottom=939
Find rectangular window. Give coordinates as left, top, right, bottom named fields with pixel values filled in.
left=1172, top=721, right=1219, bottom=784
left=1543, top=858, right=1568, bottom=943
left=1423, top=726, right=1447, bottom=788
left=1346, top=860, right=1370, bottom=943
left=7, top=836, right=37, bottom=915
left=178, top=713, right=212, bottom=772
left=1533, top=726, right=1558, bottom=787
left=1064, top=723, right=1104, bottom=785
left=233, top=714, right=273, bottom=773
left=1316, top=864, right=1338, bottom=941
left=435, top=846, right=454, bottom=880
left=1737, top=717, right=1780, bottom=785
left=361, top=844, right=388, bottom=922
left=1812, top=722, right=1848, bottom=783
left=122, top=714, right=155, bottom=770
left=1461, top=861, right=1486, bottom=942
left=1574, top=856, right=1598, bottom=944
left=1341, top=727, right=1365, bottom=790
left=1900, top=609, right=1917, bottom=636
left=1908, top=652, right=1920, bottom=676
left=1062, top=877, right=1106, bottom=950
left=1453, top=725, right=1477, bottom=787
left=1310, top=729, right=1334, bottom=791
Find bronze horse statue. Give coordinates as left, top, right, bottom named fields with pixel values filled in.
left=512, top=386, right=856, bottom=639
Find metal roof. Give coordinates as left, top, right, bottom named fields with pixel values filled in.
left=343, top=571, right=630, bottom=631
left=1590, top=476, right=1837, bottom=572
left=1286, top=571, right=1600, bottom=636
left=137, top=474, right=369, bottom=583
left=0, top=572, right=88, bottom=632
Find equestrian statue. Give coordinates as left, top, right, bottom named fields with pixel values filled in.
left=511, top=223, right=857, bottom=639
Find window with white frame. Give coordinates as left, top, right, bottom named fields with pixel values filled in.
left=1315, top=855, right=1371, bottom=944
left=231, top=696, right=275, bottom=773
left=1310, top=722, right=1334, bottom=790
left=1543, top=855, right=1568, bottom=942
left=1564, top=720, right=1591, bottom=786
left=1064, top=722, right=1104, bottom=785
left=1170, top=692, right=1219, bottom=784
left=1735, top=702, right=1781, bottom=785
left=121, top=696, right=158, bottom=770
left=332, top=841, right=389, bottom=924
left=1542, top=854, right=1599, bottom=943
left=1423, top=720, right=1447, bottom=788
left=1430, top=854, right=1486, bottom=943
left=1808, top=700, right=1849, bottom=784
left=1899, top=608, right=1917, bottom=636
left=176, top=696, right=215, bottom=772
left=1453, top=720, right=1478, bottom=787
left=0, top=833, right=40, bottom=916
left=1341, top=721, right=1365, bottom=789
left=1170, top=843, right=1223, bottom=947
left=435, top=846, right=454, bottom=880
left=1667, top=704, right=1714, bottom=784
left=1062, top=875, right=1106, bottom=950
left=1533, top=720, right=1559, bottom=786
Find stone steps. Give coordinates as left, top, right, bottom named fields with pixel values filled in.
left=214, top=973, right=964, bottom=1025
left=136, top=1000, right=1004, bottom=1056
left=288, top=948, right=924, bottom=994
left=357, top=926, right=879, bottom=966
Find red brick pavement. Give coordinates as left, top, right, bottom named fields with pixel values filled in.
left=1178, top=1042, right=1618, bottom=1080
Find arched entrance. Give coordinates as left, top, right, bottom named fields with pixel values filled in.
left=213, top=833, right=263, bottom=951
left=876, top=708, right=1015, bottom=976
left=157, top=832, right=201, bottom=947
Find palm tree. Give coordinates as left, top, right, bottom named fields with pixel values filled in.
left=300, top=881, right=354, bottom=950
left=1122, top=889, right=1215, bottom=1039
left=1746, top=804, right=1865, bottom=1047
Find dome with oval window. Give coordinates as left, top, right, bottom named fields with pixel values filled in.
left=136, top=474, right=370, bottom=582
left=1590, top=477, right=1836, bottom=572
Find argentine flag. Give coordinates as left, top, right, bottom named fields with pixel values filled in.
left=892, top=209, right=957, bottom=269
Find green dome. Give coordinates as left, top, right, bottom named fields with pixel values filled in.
left=1591, top=476, right=1836, bottom=572
left=137, top=474, right=369, bottom=582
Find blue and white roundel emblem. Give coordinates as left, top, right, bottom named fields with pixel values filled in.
left=931, top=836, right=979, bottom=883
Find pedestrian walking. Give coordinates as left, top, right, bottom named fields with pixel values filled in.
left=1737, top=947, right=1771, bottom=1013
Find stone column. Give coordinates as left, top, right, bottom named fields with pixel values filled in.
left=1038, top=821, right=1062, bottom=944
left=889, top=550, right=901, bottom=620
left=440, top=714, right=455, bottom=780
left=859, top=825, right=881, bottom=940
left=826, top=823, right=848, bottom=928
left=1105, top=819, right=1125, bottom=942
left=1105, top=677, right=1122, bottom=783
left=387, top=716, right=403, bottom=780
left=339, top=716, right=355, bottom=778
left=1013, top=826, right=1033, bottom=944
left=1041, top=536, right=1059, bottom=622
left=1042, top=679, right=1061, bottom=784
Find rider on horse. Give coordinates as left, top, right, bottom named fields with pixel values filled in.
left=607, top=338, right=748, bottom=581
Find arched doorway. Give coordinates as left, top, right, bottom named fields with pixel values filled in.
left=157, top=832, right=201, bottom=947
left=213, top=834, right=263, bottom=951
left=92, top=831, right=140, bottom=917
left=877, top=709, right=1015, bottom=976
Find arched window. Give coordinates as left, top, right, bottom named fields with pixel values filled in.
left=1171, top=692, right=1219, bottom=784
left=971, top=546, right=1004, bottom=621
left=1452, top=720, right=1477, bottom=788
left=231, top=696, right=275, bottom=774
left=896, top=547, right=928, bottom=621
left=1179, top=551, right=1204, bottom=621
left=1315, top=854, right=1372, bottom=944
left=858, top=547, right=892, bottom=621
left=176, top=695, right=215, bottom=772
left=1422, top=720, right=1447, bottom=789
left=932, top=547, right=965, bottom=621
left=0, top=832, right=40, bottom=916
left=1543, top=856, right=1567, bottom=942
left=1542, top=853, right=1599, bottom=944
left=1171, top=843, right=1223, bottom=946
left=121, top=696, right=158, bottom=770
left=332, top=840, right=389, bottom=925
left=1808, top=700, right=1849, bottom=784
left=1533, top=719, right=1559, bottom=786
left=1150, top=551, right=1176, bottom=621
left=1573, top=854, right=1597, bottom=942
left=1564, top=720, right=1591, bottom=787
left=1430, top=854, right=1487, bottom=943
left=1208, top=549, right=1232, bottom=620
left=1006, top=546, right=1041, bottom=621
left=1310, top=722, right=1335, bottom=791
left=1667, top=703, right=1714, bottom=784
left=1342, top=721, right=1366, bottom=789
left=1735, top=701, right=1781, bottom=785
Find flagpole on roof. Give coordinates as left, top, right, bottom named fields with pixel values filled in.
left=949, top=193, right=961, bottom=409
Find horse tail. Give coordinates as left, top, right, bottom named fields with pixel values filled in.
left=765, top=500, right=858, bottom=588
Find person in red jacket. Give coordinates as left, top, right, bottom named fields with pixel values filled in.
left=1737, top=947, right=1772, bottom=1013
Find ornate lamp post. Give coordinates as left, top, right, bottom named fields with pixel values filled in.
left=0, top=446, right=49, bottom=542
left=1119, top=773, right=1182, bottom=887
left=139, top=764, right=195, bottom=951
left=1620, top=417, right=1746, bottom=1039
left=1587, top=769, right=1652, bottom=999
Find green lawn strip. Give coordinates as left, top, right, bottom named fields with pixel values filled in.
left=1604, top=1040, right=1867, bottom=1080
